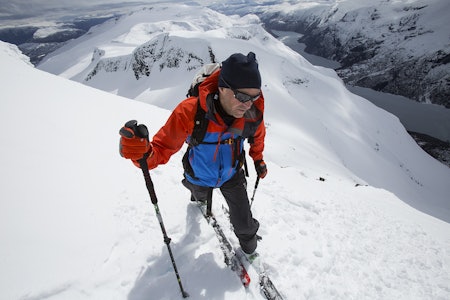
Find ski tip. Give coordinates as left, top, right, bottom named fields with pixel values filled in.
left=242, top=272, right=251, bottom=287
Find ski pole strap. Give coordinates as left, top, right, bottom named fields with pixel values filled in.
left=138, top=153, right=158, bottom=205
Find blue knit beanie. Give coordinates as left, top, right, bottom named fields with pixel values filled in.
left=218, top=52, right=261, bottom=89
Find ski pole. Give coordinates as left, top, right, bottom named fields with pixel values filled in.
left=249, top=177, right=260, bottom=208
left=125, top=120, right=189, bottom=298
left=138, top=157, right=189, bottom=298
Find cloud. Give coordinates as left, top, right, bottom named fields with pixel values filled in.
left=0, top=0, right=163, bottom=21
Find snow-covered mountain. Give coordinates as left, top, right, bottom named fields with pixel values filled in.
left=2, top=2, right=450, bottom=299
left=37, top=4, right=268, bottom=109
left=209, top=0, right=450, bottom=108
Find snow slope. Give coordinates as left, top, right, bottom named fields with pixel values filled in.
left=2, top=35, right=450, bottom=300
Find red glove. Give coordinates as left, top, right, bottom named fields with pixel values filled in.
left=119, top=120, right=152, bottom=160
left=254, top=160, right=267, bottom=178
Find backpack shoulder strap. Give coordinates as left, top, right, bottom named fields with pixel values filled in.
left=189, top=98, right=208, bottom=147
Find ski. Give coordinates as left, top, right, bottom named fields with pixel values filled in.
left=222, top=205, right=284, bottom=300
left=237, top=249, right=284, bottom=300
left=195, top=201, right=251, bottom=287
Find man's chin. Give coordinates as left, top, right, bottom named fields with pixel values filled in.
left=234, top=111, right=246, bottom=118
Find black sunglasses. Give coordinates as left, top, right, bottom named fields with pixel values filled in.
left=222, top=79, right=261, bottom=103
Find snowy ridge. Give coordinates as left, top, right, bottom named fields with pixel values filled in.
left=1, top=4, right=450, bottom=300
left=0, top=40, right=33, bottom=66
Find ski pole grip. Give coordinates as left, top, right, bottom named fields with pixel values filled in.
left=125, top=120, right=149, bottom=140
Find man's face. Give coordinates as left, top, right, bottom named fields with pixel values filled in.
left=219, top=87, right=260, bottom=118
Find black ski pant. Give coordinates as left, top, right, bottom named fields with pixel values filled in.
left=182, top=169, right=259, bottom=254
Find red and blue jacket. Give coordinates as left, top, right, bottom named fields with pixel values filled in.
left=141, top=69, right=265, bottom=187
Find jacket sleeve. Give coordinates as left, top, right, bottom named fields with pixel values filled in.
left=134, top=98, right=197, bottom=170
left=248, top=96, right=265, bottom=162
left=249, top=119, right=265, bottom=162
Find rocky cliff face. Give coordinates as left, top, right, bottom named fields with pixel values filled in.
left=85, top=33, right=215, bottom=83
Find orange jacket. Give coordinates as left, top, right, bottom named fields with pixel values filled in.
left=138, top=70, right=265, bottom=186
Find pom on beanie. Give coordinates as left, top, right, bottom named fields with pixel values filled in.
left=218, top=52, right=261, bottom=89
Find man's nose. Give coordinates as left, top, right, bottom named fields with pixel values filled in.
left=242, top=101, right=253, bottom=108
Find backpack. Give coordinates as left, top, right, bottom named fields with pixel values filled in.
left=186, top=62, right=221, bottom=98
left=186, top=63, right=220, bottom=147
